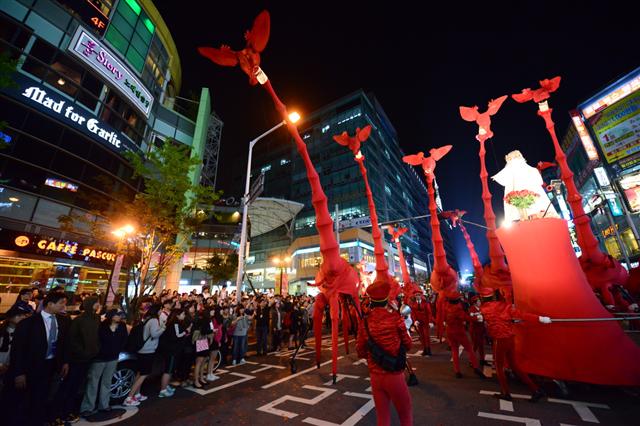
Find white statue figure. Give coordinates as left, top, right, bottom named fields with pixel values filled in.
left=492, top=150, right=558, bottom=223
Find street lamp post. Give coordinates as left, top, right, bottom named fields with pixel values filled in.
left=108, top=224, right=135, bottom=307
left=272, top=255, right=291, bottom=296
left=236, top=113, right=300, bottom=303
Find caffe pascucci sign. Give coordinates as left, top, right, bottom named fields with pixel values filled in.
left=68, top=27, right=154, bottom=117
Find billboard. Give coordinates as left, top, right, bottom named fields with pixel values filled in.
left=588, top=88, right=640, bottom=169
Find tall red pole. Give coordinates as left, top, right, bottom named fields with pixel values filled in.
left=478, top=135, right=508, bottom=272
left=357, top=157, right=388, bottom=275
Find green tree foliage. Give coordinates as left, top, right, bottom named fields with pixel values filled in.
left=204, top=252, right=238, bottom=286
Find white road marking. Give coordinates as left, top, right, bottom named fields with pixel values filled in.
left=500, top=399, right=514, bottom=412
left=302, top=392, right=375, bottom=426
left=185, top=372, right=255, bottom=395
left=353, top=358, right=368, bottom=366
left=251, top=363, right=287, bottom=373
left=76, top=406, right=138, bottom=426
left=262, top=357, right=344, bottom=389
left=477, top=412, right=542, bottom=425
left=323, top=374, right=360, bottom=385
left=256, top=385, right=337, bottom=419
left=547, top=398, right=610, bottom=423
left=225, top=360, right=259, bottom=369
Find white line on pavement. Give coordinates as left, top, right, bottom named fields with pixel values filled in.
left=500, top=399, right=514, bottom=412
left=547, top=398, right=609, bottom=423
left=323, top=374, right=360, bottom=385
left=257, top=385, right=337, bottom=419
left=262, top=357, right=344, bottom=389
left=480, top=390, right=531, bottom=399
left=302, top=392, right=375, bottom=426
left=477, top=412, right=542, bottom=425
left=185, top=372, right=255, bottom=395
left=251, top=363, right=287, bottom=373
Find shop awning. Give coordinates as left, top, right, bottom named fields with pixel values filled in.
left=248, top=198, right=304, bottom=237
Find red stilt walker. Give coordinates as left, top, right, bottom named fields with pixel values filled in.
left=388, top=225, right=432, bottom=356
left=198, top=11, right=360, bottom=383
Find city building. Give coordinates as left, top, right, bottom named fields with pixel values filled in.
left=560, top=66, right=640, bottom=264
left=237, top=90, right=458, bottom=293
left=0, top=0, right=221, bottom=304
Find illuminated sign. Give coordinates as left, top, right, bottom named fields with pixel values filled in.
left=619, top=171, right=640, bottom=213
left=45, top=178, right=79, bottom=192
left=593, top=167, right=611, bottom=187
left=68, top=28, right=154, bottom=117
left=0, top=131, right=11, bottom=144
left=2, top=230, right=117, bottom=265
left=56, top=0, right=110, bottom=36
left=581, top=71, right=640, bottom=119
left=569, top=111, right=599, bottom=161
left=602, top=224, right=619, bottom=238
left=588, top=89, right=640, bottom=168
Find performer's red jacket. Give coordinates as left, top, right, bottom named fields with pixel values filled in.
left=443, top=301, right=471, bottom=335
left=357, top=306, right=413, bottom=375
left=480, top=301, right=538, bottom=339
left=409, top=296, right=431, bottom=323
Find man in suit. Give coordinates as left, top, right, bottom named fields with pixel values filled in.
left=9, top=291, right=69, bottom=426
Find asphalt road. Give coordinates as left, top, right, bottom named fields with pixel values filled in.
left=78, top=334, right=639, bottom=426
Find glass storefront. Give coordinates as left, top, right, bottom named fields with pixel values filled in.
left=0, top=255, right=126, bottom=294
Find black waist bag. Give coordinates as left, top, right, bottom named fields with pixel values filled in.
left=365, top=319, right=406, bottom=372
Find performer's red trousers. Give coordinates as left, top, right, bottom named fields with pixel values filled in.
left=470, top=323, right=486, bottom=362
left=370, top=372, right=413, bottom=426
left=494, top=336, right=539, bottom=395
left=416, top=320, right=431, bottom=350
left=447, top=330, right=479, bottom=373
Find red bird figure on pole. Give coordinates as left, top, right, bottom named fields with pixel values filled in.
left=333, top=126, right=372, bottom=157
left=459, top=96, right=508, bottom=142
left=512, top=77, right=561, bottom=103
left=536, top=161, right=556, bottom=173
left=197, top=10, right=270, bottom=85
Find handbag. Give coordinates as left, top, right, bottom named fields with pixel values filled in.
left=363, top=318, right=406, bottom=372
left=195, top=337, right=210, bottom=352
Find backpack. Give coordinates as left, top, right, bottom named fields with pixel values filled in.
left=125, top=318, right=151, bottom=353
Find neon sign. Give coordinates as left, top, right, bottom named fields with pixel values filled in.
left=45, top=178, right=79, bottom=192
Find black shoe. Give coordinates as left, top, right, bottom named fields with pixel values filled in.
left=474, top=368, right=487, bottom=379
left=422, top=348, right=432, bottom=356
left=49, top=419, right=65, bottom=426
left=493, top=393, right=512, bottom=401
left=530, top=389, right=546, bottom=403
left=455, top=372, right=463, bottom=378
left=65, top=413, right=80, bottom=424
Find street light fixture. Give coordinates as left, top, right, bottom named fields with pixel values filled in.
left=272, top=255, right=291, bottom=295
left=235, top=113, right=301, bottom=303
left=108, top=224, right=135, bottom=307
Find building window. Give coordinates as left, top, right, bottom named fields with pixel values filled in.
left=104, top=0, right=155, bottom=73
left=261, top=164, right=272, bottom=173
left=280, top=158, right=290, bottom=166
left=385, top=185, right=392, bottom=195
left=321, top=124, right=330, bottom=133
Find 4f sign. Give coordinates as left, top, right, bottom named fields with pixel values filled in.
left=68, top=28, right=153, bottom=117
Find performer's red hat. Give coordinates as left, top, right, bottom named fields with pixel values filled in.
left=367, top=278, right=390, bottom=302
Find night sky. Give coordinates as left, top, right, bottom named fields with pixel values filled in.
left=155, top=1, right=639, bottom=272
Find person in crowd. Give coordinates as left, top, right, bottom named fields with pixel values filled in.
left=255, top=298, right=270, bottom=356
left=219, top=306, right=233, bottom=366
left=288, top=302, right=302, bottom=350
left=159, top=298, right=174, bottom=328
left=80, top=309, right=128, bottom=416
left=8, top=291, right=70, bottom=426
left=12, top=288, right=35, bottom=314
left=468, top=296, right=487, bottom=365
left=231, top=305, right=252, bottom=365
left=158, top=308, right=190, bottom=397
left=192, top=308, right=212, bottom=388
left=270, top=300, right=283, bottom=352
left=206, top=308, right=223, bottom=381
left=300, top=301, right=310, bottom=347
left=356, top=279, right=413, bottom=426
left=174, top=303, right=196, bottom=386
left=0, top=307, right=29, bottom=394
left=124, top=304, right=165, bottom=406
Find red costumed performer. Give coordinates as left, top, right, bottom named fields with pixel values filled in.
left=356, top=278, right=413, bottom=426
left=443, top=289, right=485, bottom=378
left=403, top=146, right=458, bottom=345
left=388, top=225, right=433, bottom=356
left=198, top=11, right=360, bottom=382
left=468, top=296, right=487, bottom=365
left=479, top=288, right=550, bottom=401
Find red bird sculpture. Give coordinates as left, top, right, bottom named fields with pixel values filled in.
left=439, top=209, right=466, bottom=227
left=536, top=161, right=557, bottom=172
left=459, top=95, right=508, bottom=140
left=333, top=125, right=372, bottom=157
left=512, top=76, right=561, bottom=103
left=198, top=10, right=270, bottom=85
left=402, top=145, right=452, bottom=175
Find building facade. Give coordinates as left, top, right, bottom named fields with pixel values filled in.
left=560, top=66, right=640, bottom=264
left=0, top=0, right=220, bottom=306
left=241, top=90, right=458, bottom=294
